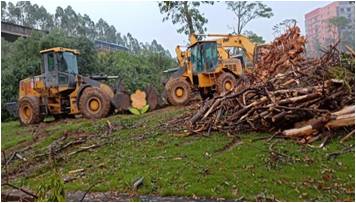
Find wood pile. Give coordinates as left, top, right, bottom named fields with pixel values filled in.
left=186, top=26, right=355, bottom=144
left=254, top=26, right=306, bottom=82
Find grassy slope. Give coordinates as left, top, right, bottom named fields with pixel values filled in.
left=1, top=106, right=354, bottom=201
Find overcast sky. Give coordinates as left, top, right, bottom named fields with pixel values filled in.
left=25, top=0, right=332, bottom=54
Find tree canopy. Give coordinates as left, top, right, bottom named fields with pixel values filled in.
left=158, top=1, right=214, bottom=35
left=244, top=30, right=265, bottom=44
left=226, top=1, right=273, bottom=34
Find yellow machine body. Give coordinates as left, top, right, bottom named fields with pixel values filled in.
left=19, top=75, right=115, bottom=116
left=165, top=33, right=262, bottom=105
left=16, top=47, right=120, bottom=125
left=176, top=34, right=257, bottom=88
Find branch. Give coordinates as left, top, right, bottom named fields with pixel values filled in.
left=1, top=183, right=38, bottom=199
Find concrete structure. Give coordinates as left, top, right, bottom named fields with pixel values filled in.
left=95, top=40, right=129, bottom=52
left=2, top=21, right=129, bottom=53
left=305, top=1, right=355, bottom=57
left=1, top=21, right=48, bottom=42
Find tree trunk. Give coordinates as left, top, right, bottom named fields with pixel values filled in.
left=183, top=2, right=194, bottom=34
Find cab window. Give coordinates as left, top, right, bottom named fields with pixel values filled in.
left=58, top=52, right=78, bottom=74
left=190, top=42, right=218, bottom=73
left=47, top=53, right=55, bottom=71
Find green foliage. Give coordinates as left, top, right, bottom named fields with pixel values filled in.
left=129, top=104, right=150, bottom=115
left=129, top=105, right=150, bottom=115
left=328, top=16, right=355, bottom=51
left=129, top=107, right=141, bottom=115
left=226, top=1, right=273, bottom=34
left=37, top=169, right=65, bottom=201
left=327, top=53, right=355, bottom=92
left=158, top=1, right=214, bottom=35
left=140, top=104, right=150, bottom=114
left=329, top=16, right=349, bottom=28
left=96, top=50, right=175, bottom=92
left=244, top=30, right=265, bottom=44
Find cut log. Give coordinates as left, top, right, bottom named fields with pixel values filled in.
left=331, top=105, right=355, bottom=116
left=282, top=125, right=317, bottom=137
left=326, top=113, right=355, bottom=128
left=112, top=92, right=131, bottom=111
left=130, top=90, right=147, bottom=109
left=144, top=86, right=159, bottom=110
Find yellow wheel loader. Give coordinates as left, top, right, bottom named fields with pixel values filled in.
left=165, top=34, right=262, bottom=105
left=7, top=47, right=132, bottom=125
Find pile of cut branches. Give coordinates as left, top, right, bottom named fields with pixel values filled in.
left=255, top=26, right=306, bottom=82
left=185, top=26, right=355, bottom=144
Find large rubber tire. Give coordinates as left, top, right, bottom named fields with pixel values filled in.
left=79, top=87, right=111, bottom=119
left=18, top=96, right=44, bottom=125
left=165, top=78, right=191, bottom=106
left=216, top=72, right=238, bottom=95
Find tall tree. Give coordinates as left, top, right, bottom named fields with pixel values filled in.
left=126, top=33, right=141, bottom=54
left=54, top=6, right=64, bottom=28
left=226, top=1, right=273, bottom=34
left=36, top=6, right=53, bottom=30
left=158, top=1, right=213, bottom=35
left=63, top=6, right=78, bottom=35
left=6, top=2, right=22, bottom=24
left=95, top=18, right=110, bottom=41
left=328, top=16, right=354, bottom=50
left=116, top=33, right=124, bottom=46
left=1, top=1, right=7, bottom=21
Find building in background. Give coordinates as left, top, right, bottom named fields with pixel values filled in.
left=95, top=40, right=129, bottom=52
left=305, top=1, right=355, bottom=57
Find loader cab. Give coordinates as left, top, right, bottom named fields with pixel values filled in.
left=190, top=42, right=219, bottom=74
left=40, top=47, right=80, bottom=89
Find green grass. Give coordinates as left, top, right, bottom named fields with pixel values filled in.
left=2, top=106, right=355, bottom=201
left=1, top=121, right=32, bottom=150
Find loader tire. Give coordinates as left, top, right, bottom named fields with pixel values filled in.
left=216, top=72, right=238, bottom=95
left=79, top=87, right=111, bottom=119
left=165, top=79, right=191, bottom=106
left=18, top=96, right=43, bottom=125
